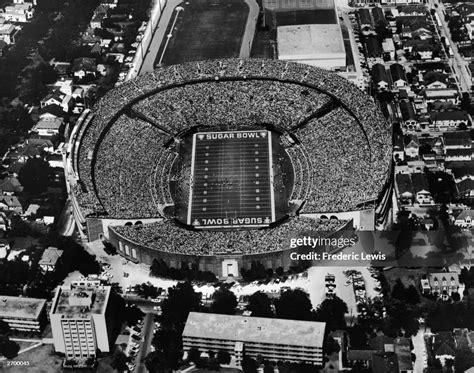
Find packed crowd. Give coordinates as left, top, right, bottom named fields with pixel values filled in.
left=74, top=58, right=391, bottom=219
left=285, top=145, right=312, bottom=201
left=93, top=115, right=175, bottom=218
left=112, top=216, right=350, bottom=255
left=294, top=108, right=378, bottom=212
left=132, top=80, right=332, bottom=133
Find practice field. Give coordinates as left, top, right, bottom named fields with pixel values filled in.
left=188, top=130, right=275, bottom=229
left=155, top=0, right=249, bottom=66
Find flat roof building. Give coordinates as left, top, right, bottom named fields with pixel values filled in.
left=50, top=283, right=115, bottom=362
left=183, top=312, right=326, bottom=366
left=277, top=24, right=346, bottom=71
left=0, top=295, right=47, bottom=332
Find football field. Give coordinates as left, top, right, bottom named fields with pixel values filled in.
left=155, top=0, right=249, bottom=66
left=188, top=130, right=275, bottom=229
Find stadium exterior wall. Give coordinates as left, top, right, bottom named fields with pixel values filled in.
left=107, top=222, right=355, bottom=278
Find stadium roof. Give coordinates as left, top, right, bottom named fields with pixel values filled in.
left=277, top=24, right=345, bottom=61
left=183, top=312, right=325, bottom=348
left=0, top=295, right=47, bottom=320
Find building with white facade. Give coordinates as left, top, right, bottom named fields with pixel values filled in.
left=277, top=24, right=346, bottom=71
left=182, top=312, right=326, bottom=366
left=50, top=284, right=114, bottom=361
left=0, top=295, right=47, bottom=332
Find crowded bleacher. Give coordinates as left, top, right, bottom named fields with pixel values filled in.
left=112, top=216, right=350, bottom=255
left=73, top=58, right=391, bottom=223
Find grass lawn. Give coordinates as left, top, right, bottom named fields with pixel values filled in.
left=2, top=344, right=63, bottom=373
left=155, top=0, right=249, bottom=66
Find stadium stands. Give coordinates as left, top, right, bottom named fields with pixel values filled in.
left=112, top=216, right=350, bottom=255
left=73, top=58, right=391, bottom=226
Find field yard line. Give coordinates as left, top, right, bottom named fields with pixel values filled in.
left=187, top=134, right=197, bottom=225
left=240, top=0, right=259, bottom=57
left=268, top=131, right=275, bottom=221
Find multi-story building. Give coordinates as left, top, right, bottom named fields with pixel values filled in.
left=182, top=312, right=326, bottom=366
left=50, top=284, right=114, bottom=361
left=0, top=295, right=47, bottom=332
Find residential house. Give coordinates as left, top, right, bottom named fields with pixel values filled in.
left=46, top=154, right=63, bottom=168
left=372, top=7, right=387, bottom=27
left=430, top=110, right=469, bottom=131
left=358, top=8, right=374, bottom=34
left=400, top=100, right=419, bottom=131
left=393, top=134, right=405, bottom=162
left=454, top=209, right=474, bottom=228
left=39, top=104, right=64, bottom=120
left=371, top=64, right=391, bottom=91
left=431, top=332, right=456, bottom=365
left=30, top=117, right=63, bottom=137
left=412, top=172, right=433, bottom=205
left=366, top=36, right=383, bottom=64
left=3, top=3, right=34, bottom=22
left=423, top=71, right=448, bottom=89
left=40, top=92, right=73, bottom=113
left=421, top=272, right=460, bottom=297
left=395, top=173, right=414, bottom=205
left=397, top=5, right=427, bottom=17
left=0, top=23, right=18, bottom=44
left=49, top=59, right=70, bottom=77
left=424, top=89, right=458, bottom=104
left=0, top=177, right=23, bottom=195
left=72, top=57, right=97, bottom=81
left=39, top=247, right=63, bottom=272
left=451, top=164, right=474, bottom=199
left=403, top=39, right=435, bottom=60
left=397, top=16, right=432, bottom=39
left=390, top=64, right=408, bottom=88
left=0, top=195, right=23, bottom=214
left=382, top=38, right=396, bottom=60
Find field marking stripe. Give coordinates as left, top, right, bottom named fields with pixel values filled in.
left=187, top=133, right=197, bottom=224
left=268, top=130, right=275, bottom=221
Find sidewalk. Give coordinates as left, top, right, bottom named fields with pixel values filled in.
left=139, top=0, right=184, bottom=74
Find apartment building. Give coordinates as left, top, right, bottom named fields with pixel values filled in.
left=50, top=283, right=114, bottom=361
left=182, top=312, right=326, bottom=366
left=0, top=295, right=47, bottom=332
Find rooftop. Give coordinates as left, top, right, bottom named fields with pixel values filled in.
left=277, top=24, right=345, bottom=61
left=0, top=296, right=46, bottom=319
left=51, top=285, right=111, bottom=318
left=183, top=312, right=325, bottom=348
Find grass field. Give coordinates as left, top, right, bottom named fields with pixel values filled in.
left=155, top=0, right=249, bottom=66
left=189, top=130, right=274, bottom=228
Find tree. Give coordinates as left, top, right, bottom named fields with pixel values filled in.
left=211, top=287, right=238, bottom=315
left=187, top=348, right=201, bottom=364
left=247, top=291, right=273, bottom=318
left=217, top=350, right=231, bottom=365
left=405, top=285, right=420, bottom=304
left=391, top=279, right=406, bottom=301
left=160, top=281, right=201, bottom=330
left=18, top=157, right=52, bottom=194
left=124, top=304, right=145, bottom=326
left=0, top=339, right=20, bottom=359
left=324, top=335, right=341, bottom=356
left=110, top=351, right=129, bottom=372
left=314, top=296, right=348, bottom=331
left=241, top=356, right=258, bottom=373
left=275, top=289, right=313, bottom=321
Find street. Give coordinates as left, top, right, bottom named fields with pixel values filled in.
left=428, top=0, right=471, bottom=93
left=134, top=312, right=155, bottom=373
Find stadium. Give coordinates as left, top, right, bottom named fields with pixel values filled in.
left=67, top=58, right=392, bottom=277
